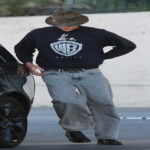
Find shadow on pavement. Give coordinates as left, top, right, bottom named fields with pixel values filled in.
left=3, top=142, right=150, bottom=150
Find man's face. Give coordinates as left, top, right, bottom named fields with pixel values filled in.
left=58, top=25, right=79, bottom=32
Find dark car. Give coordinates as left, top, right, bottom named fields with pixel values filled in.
left=0, top=44, right=35, bottom=147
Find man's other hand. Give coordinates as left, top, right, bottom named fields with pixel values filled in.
left=24, top=62, right=44, bottom=76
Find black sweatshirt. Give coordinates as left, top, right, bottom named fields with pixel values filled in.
left=14, top=26, right=136, bottom=69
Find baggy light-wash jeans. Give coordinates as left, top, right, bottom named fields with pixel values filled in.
left=41, top=68, right=120, bottom=139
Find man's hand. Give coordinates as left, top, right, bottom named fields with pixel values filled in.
left=24, top=62, right=44, bottom=76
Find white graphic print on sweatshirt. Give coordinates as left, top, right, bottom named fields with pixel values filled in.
left=50, top=34, right=83, bottom=56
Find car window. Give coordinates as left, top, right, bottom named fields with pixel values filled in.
left=0, top=44, right=19, bottom=74
left=0, top=44, right=18, bottom=65
left=0, top=44, right=31, bottom=78
left=0, top=55, right=6, bottom=64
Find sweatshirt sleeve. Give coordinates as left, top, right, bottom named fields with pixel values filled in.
left=102, top=29, right=136, bottom=60
left=14, top=31, right=36, bottom=63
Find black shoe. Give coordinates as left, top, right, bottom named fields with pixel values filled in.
left=65, top=131, right=91, bottom=143
left=97, top=139, right=123, bottom=145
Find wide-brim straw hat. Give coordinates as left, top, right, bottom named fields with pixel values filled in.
left=45, top=10, right=89, bottom=26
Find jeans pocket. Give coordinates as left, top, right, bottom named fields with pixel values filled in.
left=43, top=71, right=58, bottom=76
left=87, top=72, right=96, bottom=75
left=86, top=69, right=100, bottom=75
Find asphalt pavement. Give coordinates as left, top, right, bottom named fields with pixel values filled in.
left=2, top=107, right=150, bottom=150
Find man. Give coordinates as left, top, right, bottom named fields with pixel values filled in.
left=14, top=10, right=136, bottom=145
